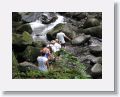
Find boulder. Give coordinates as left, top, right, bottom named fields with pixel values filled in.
left=12, top=52, right=19, bottom=78
left=89, top=37, right=102, bottom=46
left=12, top=31, right=33, bottom=52
left=87, top=12, right=102, bottom=21
left=12, top=33, right=22, bottom=45
left=91, top=63, right=102, bottom=79
left=47, top=23, right=64, bottom=40
left=13, top=31, right=33, bottom=45
left=16, top=24, right=32, bottom=34
left=18, top=61, right=38, bottom=72
left=62, top=24, right=77, bottom=39
left=41, top=13, right=58, bottom=24
left=32, top=41, right=46, bottom=48
left=20, top=12, right=57, bottom=24
left=89, top=37, right=102, bottom=57
left=47, top=23, right=77, bottom=41
left=83, top=25, right=102, bottom=38
left=89, top=45, right=102, bottom=57
left=22, top=46, right=40, bottom=62
left=20, top=12, right=43, bottom=23
left=71, top=34, right=91, bottom=45
left=80, top=55, right=102, bottom=65
left=21, top=31, right=33, bottom=45
left=83, top=18, right=100, bottom=28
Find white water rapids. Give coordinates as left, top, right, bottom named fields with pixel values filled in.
left=29, top=14, right=65, bottom=42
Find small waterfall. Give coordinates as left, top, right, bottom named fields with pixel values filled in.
left=29, top=13, right=65, bottom=42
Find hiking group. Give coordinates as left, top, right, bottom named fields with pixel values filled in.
left=37, top=30, right=71, bottom=72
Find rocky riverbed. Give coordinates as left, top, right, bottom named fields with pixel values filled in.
left=12, top=12, right=102, bottom=79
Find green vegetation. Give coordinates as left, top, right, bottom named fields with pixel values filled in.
left=15, top=48, right=91, bottom=79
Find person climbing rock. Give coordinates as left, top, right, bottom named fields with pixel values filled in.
left=37, top=52, right=49, bottom=72
left=56, top=30, right=71, bottom=47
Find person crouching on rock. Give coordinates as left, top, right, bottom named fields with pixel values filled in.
left=37, top=52, right=49, bottom=72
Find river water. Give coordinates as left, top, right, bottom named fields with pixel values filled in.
left=29, top=14, right=65, bottom=42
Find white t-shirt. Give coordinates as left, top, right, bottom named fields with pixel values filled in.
left=47, top=44, right=56, bottom=52
left=54, top=43, right=61, bottom=52
left=37, top=56, right=48, bottom=71
left=56, top=32, right=66, bottom=44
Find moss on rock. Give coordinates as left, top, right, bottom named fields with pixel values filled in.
left=22, top=46, right=40, bottom=63
left=12, top=52, right=20, bottom=78
left=12, top=31, right=33, bottom=46
left=16, top=24, right=32, bottom=34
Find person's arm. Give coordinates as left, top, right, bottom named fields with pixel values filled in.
left=46, top=60, right=49, bottom=69
left=64, top=35, right=71, bottom=41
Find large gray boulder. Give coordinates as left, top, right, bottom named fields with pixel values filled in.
left=20, top=12, right=43, bottom=23
left=89, top=45, right=102, bottom=57
left=80, top=55, right=102, bottom=65
left=71, top=34, right=91, bottom=45
left=62, top=23, right=77, bottom=39
left=83, top=25, right=102, bottom=38
left=18, top=61, right=38, bottom=72
left=91, top=63, right=102, bottom=79
left=83, top=18, right=100, bottom=28
left=89, top=37, right=102, bottom=57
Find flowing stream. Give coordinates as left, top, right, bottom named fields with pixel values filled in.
left=29, top=14, right=65, bottom=42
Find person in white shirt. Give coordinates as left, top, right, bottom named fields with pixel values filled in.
left=54, top=39, right=61, bottom=52
left=47, top=40, right=56, bottom=53
left=56, top=30, right=71, bottom=47
left=37, top=52, right=49, bottom=72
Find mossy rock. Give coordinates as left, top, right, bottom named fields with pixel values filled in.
left=18, top=61, right=38, bottom=73
left=12, top=52, right=19, bottom=78
left=12, top=31, right=33, bottom=45
left=22, top=46, right=40, bottom=62
left=12, top=33, right=22, bottom=45
left=32, top=41, right=46, bottom=48
left=47, top=23, right=65, bottom=40
left=62, top=24, right=77, bottom=39
left=16, top=24, right=32, bottom=34
left=12, top=31, right=33, bottom=52
left=83, top=18, right=100, bottom=28
left=22, top=31, right=33, bottom=45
